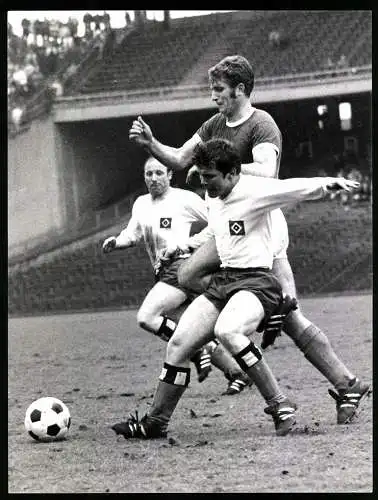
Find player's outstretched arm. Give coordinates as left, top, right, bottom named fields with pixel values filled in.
left=102, top=231, right=138, bottom=254
left=129, top=116, right=201, bottom=171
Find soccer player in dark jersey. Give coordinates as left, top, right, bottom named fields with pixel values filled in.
left=128, top=55, right=371, bottom=425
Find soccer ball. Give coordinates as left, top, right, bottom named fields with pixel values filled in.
left=24, top=397, right=71, bottom=442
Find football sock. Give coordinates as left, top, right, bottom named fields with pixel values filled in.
left=210, top=340, right=251, bottom=381
left=147, top=363, right=190, bottom=428
left=289, top=324, right=355, bottom=392
left=233, top=343, right=286, bottom=405
left=156, top=316, right=176, bottom=342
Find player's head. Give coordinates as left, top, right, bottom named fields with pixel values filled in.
left=144, top=156, right=172, bottom=198
left=208, top=55, right=254, bottom=115
left=192, top=139, right=241, bottom=199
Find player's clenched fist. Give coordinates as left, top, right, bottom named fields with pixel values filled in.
left=102, top=236, right=117, bottom=253
left=129, top=116, right=153, bottom=147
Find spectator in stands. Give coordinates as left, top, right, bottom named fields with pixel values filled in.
left=11, top=104, right=24, bottom=133
left=63, top=62, right=78, bottom=80
left=324, top=57, right=335, bottom=70
left=103, top=11, right=111, bottom=30
left=67, top=17, right=78, bottom=38
left=360, top=174, right=371, bottom=202
left=21, top=18, right=31, bottom=40
left=48, top=19, right=60, bottom=40
left=269, top=30, right=281, bottom=47
left=93, top=30, right=107, bottom=59
left=83, top=13, right=93, bottom=39
left=93, top=14, right=102, bottom=35
left=12, top=65, right=29, bottom=95
left=103, top=28, right=116, bottom=59
left=50, top=79, right=63, bottom=97
left=337, top=54, right=348, bottom=68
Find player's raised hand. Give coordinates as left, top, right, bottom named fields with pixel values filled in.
left=129, top=116, right=153, bottom=147
left=326, top=178, right=360, bottom=192
left=102, top=236, right=117, bottom=253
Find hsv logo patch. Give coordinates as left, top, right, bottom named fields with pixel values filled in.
left=160, top=217, right=172, bottom=229
left=229, top=220, right=245, bottom=236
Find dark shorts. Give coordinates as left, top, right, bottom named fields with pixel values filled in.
left=155, top=258, right=189, bottom=294
left=203, top=267, right=282, bottom=321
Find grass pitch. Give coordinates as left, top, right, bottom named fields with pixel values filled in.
left=8, top=293, right=372, bottom=493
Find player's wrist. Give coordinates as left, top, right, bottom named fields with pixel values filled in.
left=146, top=136, right=158, bottom=153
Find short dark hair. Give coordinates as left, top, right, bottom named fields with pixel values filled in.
left=208, top=55, right=255, bottom=97
left=192, top=139, right=241, bottom=175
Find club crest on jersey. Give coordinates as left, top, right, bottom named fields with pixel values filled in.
left=160, top=217, right=172, bottom=229
left=229, top=220, right=245, bottom=236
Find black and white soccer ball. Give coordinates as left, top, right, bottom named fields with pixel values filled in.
left=24, top=397, right=71, bottom=442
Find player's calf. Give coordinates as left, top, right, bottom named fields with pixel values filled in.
left=233, top=342, right=297, bottom=436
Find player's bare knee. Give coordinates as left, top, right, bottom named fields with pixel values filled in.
left=136, top=308, right=154, bottom=331
left=166, top=331, right=185, bottom=353
left=166, top=332, right=193, bottom=363
left=214, top=325, right=239, bottom=348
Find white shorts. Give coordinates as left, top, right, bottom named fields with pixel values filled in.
left=271, top=209, right=289, bottom=259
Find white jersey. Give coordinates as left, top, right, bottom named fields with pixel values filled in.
left=116, top=187, right=208, bottom=271
left=271, top=208, right=289, bottom=259
left=188, top=174, right=330, bottom=269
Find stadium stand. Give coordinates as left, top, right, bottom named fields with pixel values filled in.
left=7, top=13, right=129, bottom=135
left=69, top=10, right=372, bottom=94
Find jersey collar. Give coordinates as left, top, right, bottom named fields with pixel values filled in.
left=226, top=107, right=255, bottom=127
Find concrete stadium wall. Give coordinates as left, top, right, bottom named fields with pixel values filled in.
left=8, top=117, right=63, bottom=249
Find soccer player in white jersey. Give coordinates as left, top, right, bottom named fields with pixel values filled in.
left=128, top=55, right=371, bottom=425
left=111, top=138, right=363, bottom=440
left=102, top=156, right=252, bottom=392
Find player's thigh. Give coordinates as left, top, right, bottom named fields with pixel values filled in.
left=178, top=237, right=221, bottom=285
left=167, top=295, right=219, bottom=364
left=272, top=257, right=298, bottom=298
left=215, top=291, right=265, bottom=343
left=138, top=281, right=187, bottom=320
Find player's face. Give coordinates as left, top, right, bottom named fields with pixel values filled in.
left=144, top=160, right=172, bottom=198
left=198, top=166, right=235, bottom=199
left=210, top=78, right=237, bottom=117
